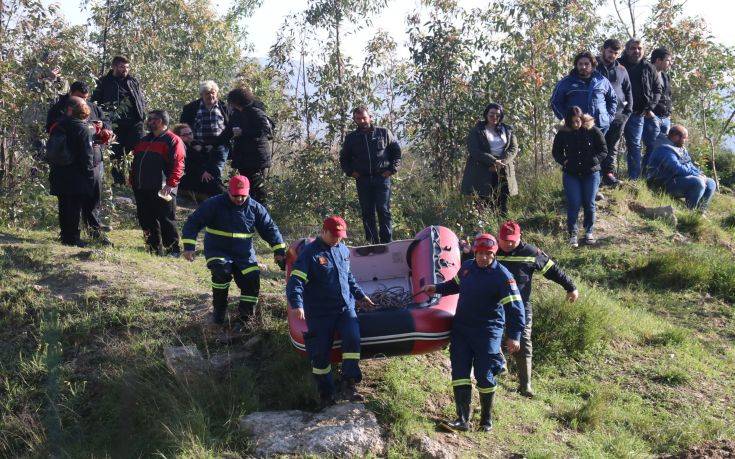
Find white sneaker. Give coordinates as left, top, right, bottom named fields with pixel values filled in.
left=569, top=235, right=579, bottom=248
left=583, top=232, right=596, bottom=245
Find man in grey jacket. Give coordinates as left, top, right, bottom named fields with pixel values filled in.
left=597, top=39, right=634, bottom=186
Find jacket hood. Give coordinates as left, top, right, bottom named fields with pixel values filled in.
left=557, top=114, right=595, bottom=131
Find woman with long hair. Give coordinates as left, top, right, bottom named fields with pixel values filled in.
left=552, top=106, right=608, bottom=247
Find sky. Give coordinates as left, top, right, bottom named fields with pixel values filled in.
left=50, top=0, right=735, bottom=61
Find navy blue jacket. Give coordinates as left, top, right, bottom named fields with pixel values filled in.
left=497, top=242, right=576, bottom=315
left=551, top=70, right=617, bottom=130
left=339, top=126, right=401, bottom=177
left=645, top=137, right=702, bottom=185
left=181, top=194, right=285, bottom=267
left=435, top=259, right=525, bottom=341
left=286, top=238, right=366, bottom=317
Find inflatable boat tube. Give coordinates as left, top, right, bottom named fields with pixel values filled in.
left=285, top=226, right=461, bottom=361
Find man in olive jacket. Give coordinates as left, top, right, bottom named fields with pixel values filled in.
left=339, top=106, right=401, bottom=244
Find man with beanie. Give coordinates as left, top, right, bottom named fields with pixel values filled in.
left=182, top=175, right=286, bottom=331
left=496, top=221, right=578, bottom=397
left=286, top=216, right=375, bottom=407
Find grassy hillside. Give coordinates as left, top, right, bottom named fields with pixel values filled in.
left=1, top=180, right=734, bottom=457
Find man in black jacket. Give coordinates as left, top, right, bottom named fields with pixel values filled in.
left=48, top=97, right=96, bottom=247
left=209, top=87, right=272, bottom=204
left=620, top=39, right=662, bottom=180
left=179, top=80, right=228, bottom=193
left=47, top=81, right=113, bottom=245
left=339, top=107, right=401, bottom=244
left=496, top=221, right=578, bottom=397
left=91, top=55, right=147, bottom=185
left=643, top=47, right=673, bottom=155
left=597, top=39, right=633, bottom=186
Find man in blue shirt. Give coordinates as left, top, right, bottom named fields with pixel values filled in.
left=645, top=125, right=716, bottom=211
left=286, top=216, right=374, bottom=407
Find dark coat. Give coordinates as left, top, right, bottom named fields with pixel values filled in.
left=653, top=71, right=672, bottom=117
left=46, top=94, right=110, bottom=132
left=91, top=71, right=147, bottom=123
left=179, top=98, right=230, bottom=139
left=620, top=57, right=662, bottom=114
left=211, top=103, right=272, bottom=170
left=552, top=116, right=608, bottom=176
left=596, top=58, right=633, bottom=115
left=49, top=117, right=95, bottom=197
left=461, top=122, right=519, bottom=197
left=339, top=126, right=401, bottom=177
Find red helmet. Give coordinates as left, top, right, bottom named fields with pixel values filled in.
left=472, top=233, right=498, bottom=254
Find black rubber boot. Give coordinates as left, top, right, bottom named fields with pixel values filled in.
left=211, top=288, right=229, bottom=325
left=339, top=378, right=365, bottom=403
left=442, top=386, right=472, bottom=431
left=516, top=354, right=535, bottom=398
left=479, top=391, right=495, bottom=432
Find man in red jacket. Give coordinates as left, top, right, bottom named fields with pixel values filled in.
left=129, top=110, right=185, bottom=256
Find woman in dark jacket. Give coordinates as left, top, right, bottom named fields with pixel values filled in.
left=209, top=87, right=272, bottom=204
left=461, top=103, right=519, bottom=216
left=49, top=96, right=96, bottom=247
left=552, top=106, right=607, bottom=247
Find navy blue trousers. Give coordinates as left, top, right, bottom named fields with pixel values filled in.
left=450, top=327, right=505, bottom=394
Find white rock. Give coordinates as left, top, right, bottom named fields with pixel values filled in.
left=240, top=402, right=384, bottom=457
left=163, top=345, right=206, bottom=381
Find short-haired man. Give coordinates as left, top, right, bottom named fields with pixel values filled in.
left=643, top=47, right=674, bottom=155
left=129, top=110, right=185, bottom=256
left=182, top=175, right=286, bottom=331
left=339, top=107, right=402, bottom=244
left=46, top=81, right=113, bottom=244
left=551, top=51, right=617, bottom=133
left=179, top=80, right=228, bottom=196
left=286, top=216, right=375, bottom=407
left=644, top=125, right=716, bottom=211
left=495, top=221, right=578, bottom=397
left=92, top=56, right=148, bottom=185
left=596, top=39, right=634, bottom=186
left=620, top=39, right=663, bottom=179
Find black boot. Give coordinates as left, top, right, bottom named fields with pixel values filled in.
left=441, top=386, right=471, bottom=431
left=339, top=378, right=365, bottom=403
left=479, top=391, right=495, bottom=432
left=211, top=288, right=229, bottom=325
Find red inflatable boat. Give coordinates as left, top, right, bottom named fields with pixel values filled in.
left=285, top=226, right=461, bottom=361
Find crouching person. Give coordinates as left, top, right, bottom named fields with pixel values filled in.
left=422, top=234, right=525, bottom=432
left=286, top=216, right=375, bottom=408
left=181, top=175, right=286, bottom=331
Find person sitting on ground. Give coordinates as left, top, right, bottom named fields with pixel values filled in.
left=460, top=103, right=519, bottom=217
left=644, top=124, right=716, bottom=212
left=495, top=221, right=578, bottom=398
left=422, top=234, right=525, bottom=432
left=286, top=216, right=375, bottom=408
left=172, top=123, right=225, bottom=203
left=182, top=175, right=286, bottom=332
left=552, top=106, right=608, bottom=247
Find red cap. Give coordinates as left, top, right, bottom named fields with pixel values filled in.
left=228, top=175, right=250, bottom=196
left=498, top=220, right=521, bottom=242
left=323, top=215, right=347, bottom=237
left=473, top=233, right=498, bottom=254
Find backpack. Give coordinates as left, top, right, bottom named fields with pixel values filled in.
left=44, top=125, right=74, bottom=166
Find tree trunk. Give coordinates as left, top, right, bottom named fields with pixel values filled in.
left=700, top=97, right=721, bottom=190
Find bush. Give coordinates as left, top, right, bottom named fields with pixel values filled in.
left=631, top=246, right=735, bottom=301
left=532, top=285, right=615, bottom=363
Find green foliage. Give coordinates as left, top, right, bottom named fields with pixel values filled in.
left=632, top=246, right=735, bottom=301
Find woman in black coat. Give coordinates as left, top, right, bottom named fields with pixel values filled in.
left=552, top=106, right=607, bottom=247
left=49, top=97, right=96, bottom=246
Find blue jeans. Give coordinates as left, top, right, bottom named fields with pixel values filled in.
left=623, top=113, right=645, bottom=179
left=666, top=175, right=716, bottom=210
left=355, top=175, right=392, bottom=244
left=643, top=115, right=671, bottom=153
left=563, top=171, right=601, bottom=235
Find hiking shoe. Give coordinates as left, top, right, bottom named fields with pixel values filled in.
left=602, top=172, right=620, bottom=187
left=319, top=393, right=337, bottom=410
left=569, top=235, right=579, bottom=248
left=61, top=240, right=87, bottom=248
left=582, top=232, right=596, bottom=245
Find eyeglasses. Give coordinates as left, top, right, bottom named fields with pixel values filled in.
left=180, top=131, right=193, bottom=136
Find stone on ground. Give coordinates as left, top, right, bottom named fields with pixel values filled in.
left=163, top=345, right=207, bottom=381
left=628, top=202, right=678, bottom=226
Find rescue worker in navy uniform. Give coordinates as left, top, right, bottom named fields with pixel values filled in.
left=181, top=175, right=286, bottom=330
left=286, top=216, right=375, bottom=407
left=495, top=221, right=578, bottom=397
left=422, top=234, right=525, bottom=432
